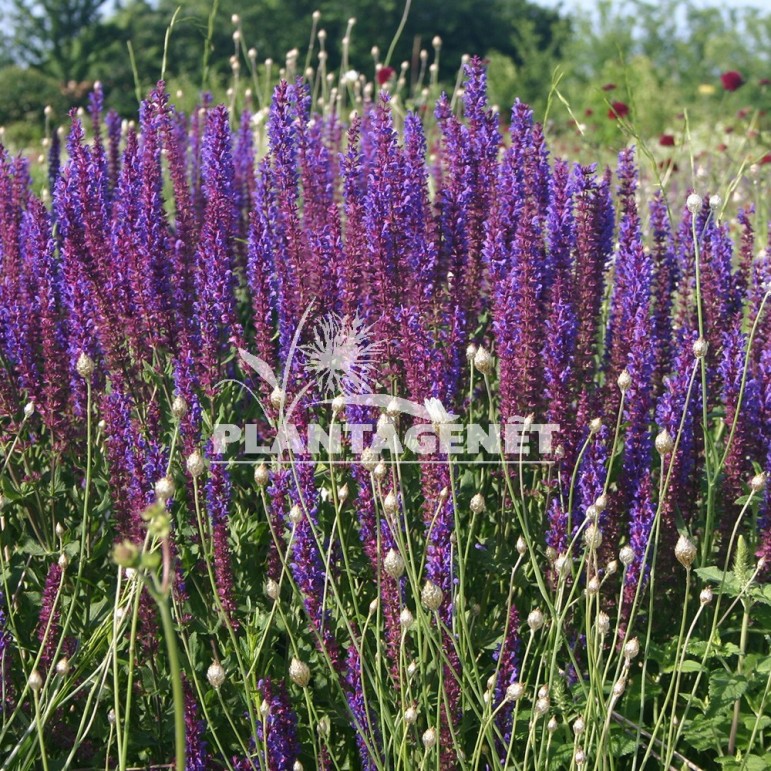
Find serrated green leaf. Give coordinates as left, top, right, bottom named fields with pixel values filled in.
left=708, top=672, right=748, bottom=716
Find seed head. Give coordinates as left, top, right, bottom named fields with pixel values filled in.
left=693, top=337, right=708, bottom=359
left=76, top=352, right=95, bottom=379
left=700, top=586, right=713, bottom=605
left=585, top=576, right=600, bottom=596
left=675, top=534, right=697, bottom=568
left=470, top=493, right=486, bottom=514
left=619, top=545, right=635, bottom=566
left=655, top=429, right=674, bottom=456
left=404, top=705, right=418, bottom=724
left=361, top=447, right=379, bottom=471
left=597, top=611, right=610, bottom=636
left=289, top=657, right=311, bottom=687
left=575, top=748, right=586, bottom=765
left=154, top=476, right=175, bottom=502
left=686, top=193, right=703, bottom=214
left=186, top=451, right=205, bottom=477
left=421, top=581, right=444, bottom=611
left=254, top=463, right=270, bottom=486
left=384, top=548, right=405, bottom=579
left=534, top=696, right=550, bottom=716
left=617, top=370, right=632, bottom=393
left=399, top=608, right=414, bottom=629
left=473, top=346, right=494, bottom=375
left=422, top=727, right=437, bottom=749
left=171, top=395, right=187, bottom=420
left=554, top=554, right=571, bottom=576
left=207, top=662, right=225, bottom=689
left=527, top=608, right=545, bottom=631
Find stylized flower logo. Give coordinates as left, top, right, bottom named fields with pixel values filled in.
left=299, top=313, right=382, bottom=396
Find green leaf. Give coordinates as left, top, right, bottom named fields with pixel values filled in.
left=708, top=672, right=748, bottom=716
left=678, top=659, right=703, bottom=673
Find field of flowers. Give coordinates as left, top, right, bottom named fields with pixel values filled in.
left=0, top=45, right=770, bottom=770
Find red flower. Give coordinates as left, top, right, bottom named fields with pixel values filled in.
left=721, top=71, right=744, bottom=92
left=659, top=134, right=675, bottom=147
left=584, top=108, right=593, bottom=116
left=376, top=66, right=395, bottom=86
left=760, top=153, right=771, bottom=165
left=759, top=78, right=770, bottom=86
left=602, top=83, right=616, bottom=91
left=607, top=101, right=629, bottom=120
left=717, top=143, right=728, bottom=152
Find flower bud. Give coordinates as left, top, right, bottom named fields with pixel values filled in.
left=655, top=429, right=674, bottom=456
left=506, top=682, right=525, bottom=701
left=573, top=717, right=585, bottom=735
left=516, top=536, right=527, bottom=555
left=254, top=463, right=270, bottom=486
left=386, top=398, right=401, bottom=417
left=709, top=194, right=722, bottom=210
left=575, top=748, right=586, bottom=765
left=187, top=451, right=205, bottom=477
left=171, top=395, right=188, bottom=420
left=675, top=534, right=697, bottom=568
left=361, top=447, right=379, bottom=471
left=407, top=661, right=418, bottom=677
left=383, top=491, right=398, bottom=516
left=585, top=576, right=600, bottom=596
left=154, top=476, right=175, bottom=502
left=288, top=505, right=303, bottom=524
left=55, top=657, right=70, bottom=676
left=293, top=762, right=303, bottom=771
left=597, top=611, right=610, bottom=636
left=331, top=395, right=346, bottom=416
left=619, top=546, right=635, bottom=566
left=473, top=346, right=494, bottom=375
left=470, top=493, right=486, bottom=514
left=421, top=581, right=443, bottom=611
left=750, top=472, right=766, bottom=494
left=623, top=637, right=640, bottom=660
left=547, top=716, right=558, bottom=733
left=686, top=193, right=703, bottom=214
left=317, top=715, right=330, bottom=737
left=606, top=560, right=618, bottom=576
left=373, top=461, right=387, bottom=480
left=207, top=662, right=226, bottom=689
left=693, top=337, right=708, bottom=359
left=399, top=608, right=414, bottom=629
left=584, top=524, right=602, bottom=550
left=384, top=548, right=405, bottom=579
left=270, top=387, right=285, bottom=409
left=266, top=578, right=279, bottom=601
left=527, top=608, right=545, bottom=631
left=422, top=727, right=437, bottom=749
left=595, top=494, right=608, bottom=512
left=29, top=670, right=43, bottom=692
left=289, top=657, right=310, bottom=687
left=24, top=401, right=35, bottom=419
left=466, top=343, right=477, bottom=361
left=700, top=586, right=713, bottom=605
left=404, top=705, right=418, bottom=724
left=534, top=696, right=550, bottom=716
left=589, top=417, right=602, bottom=434
left=617, top=370, right=632, bottom=393
left=58, top=553, right=69, bottom=569
left=612, top=678, right=626, bottom=697
left=76, top=352, right=95, bottom=379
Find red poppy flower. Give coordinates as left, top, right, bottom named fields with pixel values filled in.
left=602, top=83, right=616, bottom=91
left=721, top=71, right=744, bottom=92
left=659, top=134, right=675, bottom=147
left=760, top=153, right=771, bottom=165
left=607, top=101, right=629, bottom=120
left=376, top=66, right=395, bottom=86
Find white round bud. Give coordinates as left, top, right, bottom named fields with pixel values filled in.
left=506, top=682, right=525, bottom=701
left=527, top=608, right=545, bottom=631
left=589, top=417, right=603, bottom=434
left=171, top=395, right=188, bottom=419
left=675, top=534, right=697, bottom=568
left=584, top=525, right=602, bottom=550
left=586, top=576, right=600, bottom=596
left=655, top=429, right=674, bottom=456
left=573, top=717, right=585, bottom=735
left=575, top=748, right=586, bottom=765
left=606, top=560, right=618, bottom=576
left=709, top=194, right=722, bottom=210
left=266, top=578, right=279, bottom=601
left=369, top=598, right=378, bottom=614
left=331, top=395, right=346, bottom=416
left=55, top=522, right=65, bottom=537
left=384, top=548, right=405, bottom=579
left=548, top=716, right=558, bottom=733
left=154, top=476, right=175, bottom=502
left=432, top=35, right=442, bottom=48
left=399, top=608, right=414, bottom=629
left=470, top=493, right=486, bottom=514
left=24, top=402, right=35, bottom=418
left=554, top=554, right=571, bottom=576
left=466, top=343, right=477, bottom=361
left=619, top=546, right=635, bottom=566
left=373, top=461, right=388, bottom=481
left=288, top=505, right=303, bottom=524
left=338, top=484, right=349, bottom=503
left=55, top=657, right=70, bottom=676
left=207, top=662, right=226, bottom=689
left=473, top=346, right=494, bottom=375
left=534, top=696, right=550, bottom=716
left=407, top=661, right=418, bottom=677
left=595, top=494, right=608, bottom=512
left=58, top=553, right=69, bottom=569
left=186, top=451, right=205, bottom=477
left=386, top=398, right=401, bottom=417
left=28, top=669, right=43, bottom=692
left=231, top=13, right=240, bottom=24
left=700, top=586, right=713, bottom=605
left=623, top=637, right=640, bottom=660
left=289, top=657, right=310, bottom=687
left=254, top=463, right=270, bottom=486
left=686, top=193, right=703, bottom=214
left=612, top=677, right=626, bottom=697
left=597, top=611, right=610, bottom=636
left=270, top=387, right=285, bottom=410
left=617, top=370, right=632, bottom=393
left=404, top=705, right=418, bottom=724
left=693, top=337, right=708, bottom=359
left=421, top=581, right=444, bottom=611
left=516, top=536, right=527, bottom=555
left=361, top=447, right=379, bottom=471
left=422, top=727, right=437, bottom=749
left=292, top=762, right=303, bottom=771
left=750, top=473, right=766, bottom=494
left=76, top=352, right=95, bottom=379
